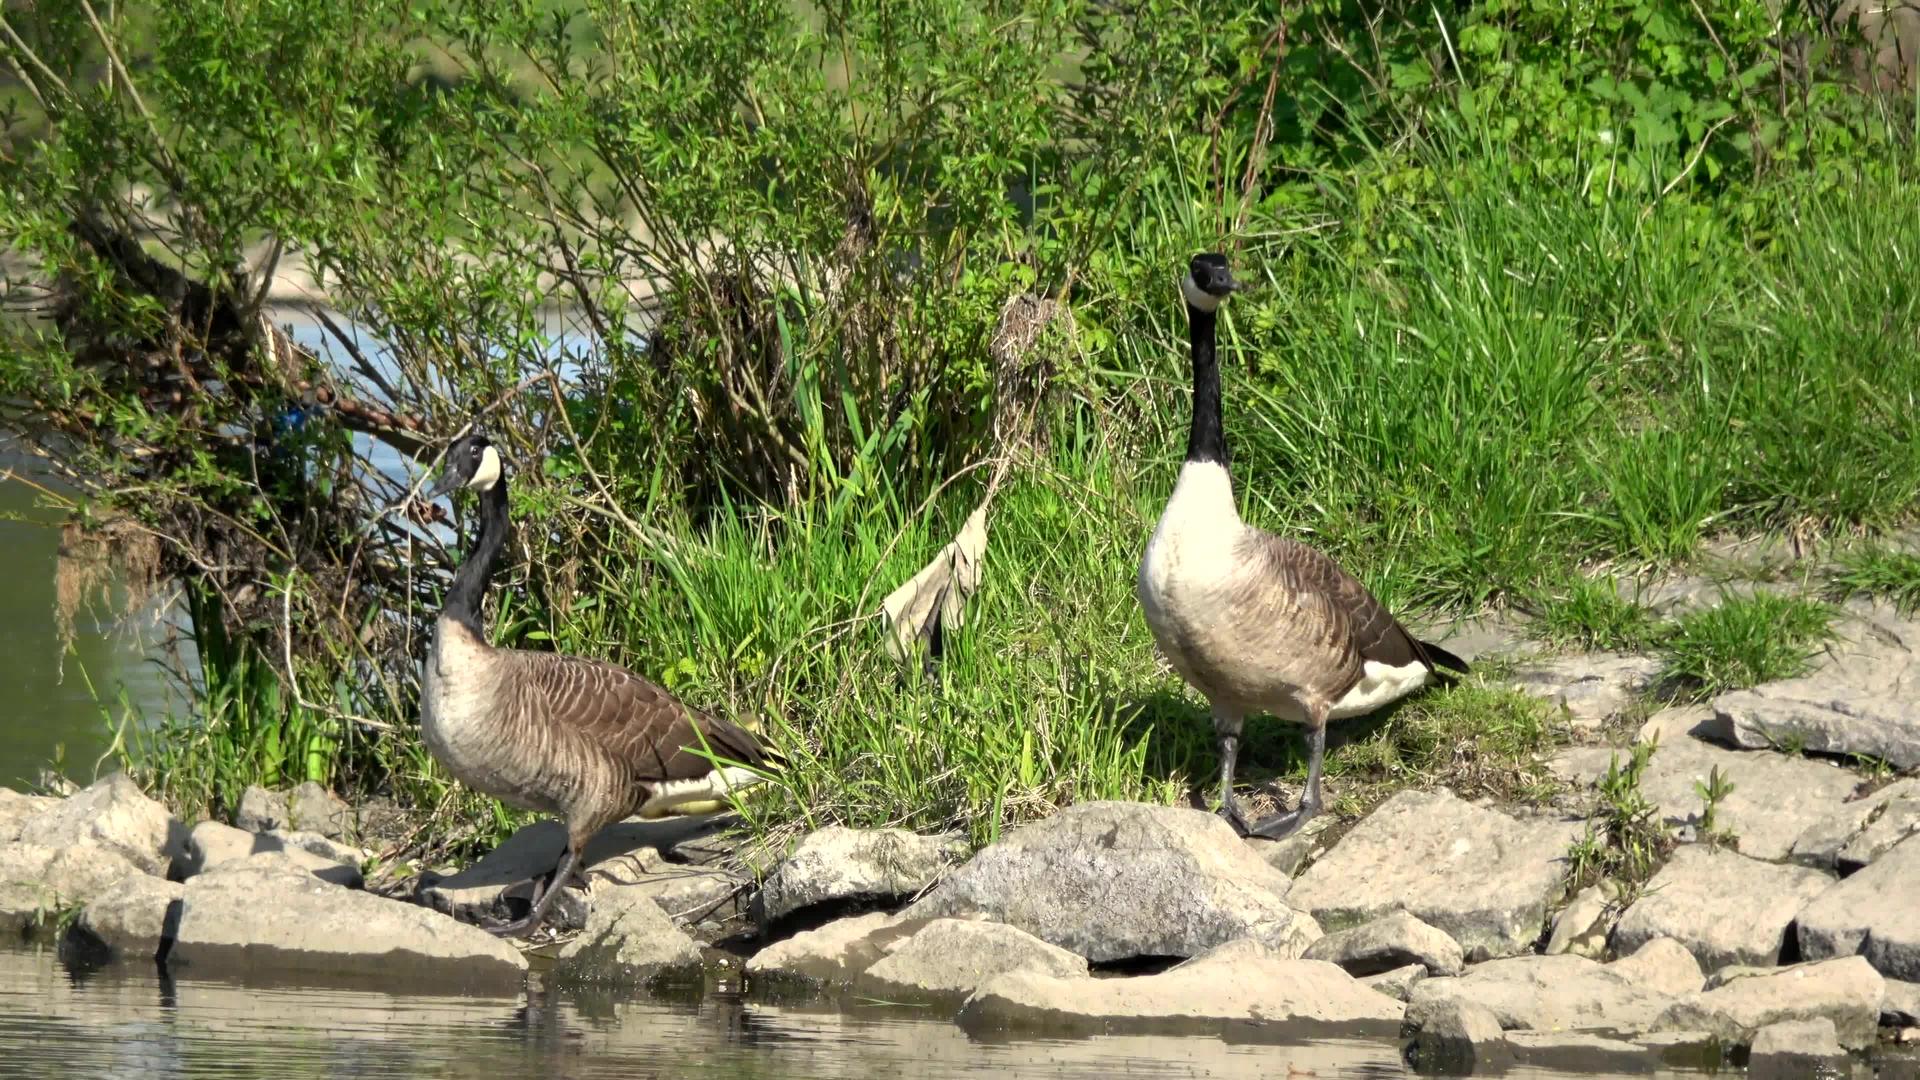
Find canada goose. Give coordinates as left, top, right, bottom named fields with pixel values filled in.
left=1136, top=253, right=1468, bottom=840
left=419, top=432, right=775, bottom=937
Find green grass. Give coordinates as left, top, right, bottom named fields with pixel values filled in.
left=1323, top=681, right=1565, bottom=811
left=1526, top=574, right=1662, bottom=653
left=1660, top=592, right=1837, bottom=700
left=1826, top=547, right=1920, bottom=615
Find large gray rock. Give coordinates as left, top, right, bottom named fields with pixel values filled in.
left=14, top=774, right=182, bottom=876
left=1654, top=955, right=1885, bottom=1050
left=1885, top=978, right=1920, bottom=1025
left=1709, top=678, right=1920, bottom=769
left=745, top=912, right=900, bottom=985
left=0, top=842, right=147, bottom=932
left=69, top=873, right=183, bottom=962
left=169, top=858, right=526, bottom=987
left=583, top=848, right=747, bottom=925
left=909, top=801, right=1298, bottom=963
left=417, top=816, right=729, bottom=931
left=1509, top=653, right=1663, bottom=731
left=1551, top=738, right=1860, bottom=860
left=1612, top=845, right=1834, bottom=970
left=1607, top=937, right=1704, bottom=998
left=1788, top=778, right=1920, bottom=871
left=0, top=789, right=58, bottom=842
left=554, top=882, right=703, bottom=983
left=863, top=918, right=1089, bottom=996
left=1302, top=910, right=1463, bottom=976
left=955, top=939, right=1402, bottom=1036
left=1407, top=954, right=1679, bottom=1035
left=1362, top=963, right=1428, bottom=1002
left=756, top=825, right=968, bottom=925
left=1287, top=789, right=1583, bottom=961
left=1748, top=1018, right=1848, bottom=1080
left=1406, top=999, right=1512, bottom=1075
left=232, top=782, right=352, bottom=838
left=1796, top=831, right=1920, bottom=979
left=177, top=820, right=362, bottom=888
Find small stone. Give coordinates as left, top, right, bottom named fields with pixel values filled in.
left=1654, top=955, right=1884, bottom=1050
left=1885, top=978, right=1920, bottom=1026
left=1747, top=1017, right=1847, bottom=1080
left=1551, top=739, right=1860, bottom=861
left=1607, top=937, right=1703, bottom=998
left=1787, top=778, right=1920, bottom=871
left=862, top=918, right=1088, bottom=996
left=177, top=820, right=362, bottom=888
left=1407, top=953, right=1678, bottom=1035
left=69, top=874, right=183, bottom=963
left=755, top=825, right=968, bottom=926
left=744, top=912, right=899, bottom=986
left=1243, top=814, right=1335, bottom=877
left=955, top=946, right=1402, bottom=1036
left=909, top=801, right=1298, bottom=963
left=1613, top=845, right=1834, bottom=971
left=1288, top=789, right=1584, bottom=961
left=169, top=858, right=526, bottom=987
left=0, top=789, right=59, bottom=842
left=1544, top=881, right=1616, bottom=958
left=1362, top=963, right=1428, bottom=1002
left=555, top=882, right=703, bottom=983
left=1796, top=832, right=1920, bottom=979
left=1407, top=999, right=1512, bottom=1075
left=1302, top=910, right=1464, bottom=977
left=233, top=786, right=288, bottom=833
left=1836, top=791, right=1920, bottom=873
left=14, top=774, right=182, bottom=877
left=284, top=782, right=353, bottom=840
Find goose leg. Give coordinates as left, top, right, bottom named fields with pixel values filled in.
left=486, top=845, right=582, bottom=939
left=1244, top=716, right=1326, bottom=840
left=1212, top=711, right=1256, bottom=834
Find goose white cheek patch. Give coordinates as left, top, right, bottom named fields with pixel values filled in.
left=469, top=446, right=502, bottom=491
left=1181, top=273, right=1222, bottom=312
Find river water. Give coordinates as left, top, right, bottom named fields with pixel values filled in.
left=0, top=945, right=1762, bottom=1080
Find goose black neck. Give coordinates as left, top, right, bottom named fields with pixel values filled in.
left=1185, top=305, right=1226, bottom=466
left=443, top=479, right=508, bottom=638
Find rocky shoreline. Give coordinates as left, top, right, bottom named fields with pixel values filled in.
left=4, top=591, right=1920, bottom=1075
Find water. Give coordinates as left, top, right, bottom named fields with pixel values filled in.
left=0, top=946, right=1743, bottom=1080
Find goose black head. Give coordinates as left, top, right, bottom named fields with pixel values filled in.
left=1181, top=252, right=1240, bottom=313
left=426, top=432, right=502, bottom=499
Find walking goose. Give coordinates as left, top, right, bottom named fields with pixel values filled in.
left=1136, top=253, right=1468, bottom=840
left=419, top=432, right=776, bottom=937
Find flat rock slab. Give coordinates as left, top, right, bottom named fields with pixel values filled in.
left=1710, top=678, right=1920, bottom=769
left=1748, top=1017, right=1847, bottom=1080
left=1287, top=789, right=1583, bottom=961
left=1406, top=999, right=1511, bottom=1075
left=1613, top=845, right=1834, bottom=970
left=1302, top=910, right=1464, bottom=976
left=70, top=873, right=183, bottom=963
left=417, top=816, right=727, bottom=931
left=554, top=883, right=703, bottom=983
left=755, top=825, right=968, bottom=925
left=178, top=820, right=362, bottom=888
left=1655, top=955, right=1885, bottom=1050
left=1788, top=778, right=1920, bottom=871
left=956, top=942, right=1402, bottom=1037
left=170, top=859, right=526, bottom=989
left=863, top=918, right=1088, bottom=997
left=745, top=911, right=900, bottom=986
left=586, top=848, right=747, bottom=926
left=1796, top=831, right=1920, bottom=980
left=1407, top=954, right=1679, bottom=1036
left=1607, top=937, right=1704, bottom=998
left=1509, top=653, right=1663, bottom=731
left=0, top=842, right=146, bottom=932
left=1551, top=738, right=1860, bottom=860
left=14, top=774, right=182, bottom=877
left=235, top=782, right=353, bottom=840
left=1361, top=963, right=1427, bottom=1002
left=909, top=801, right=1298, bottom=963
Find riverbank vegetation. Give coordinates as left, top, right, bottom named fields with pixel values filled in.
left=2, top=1, right=1916, bottom=859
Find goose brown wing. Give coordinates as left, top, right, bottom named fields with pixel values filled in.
left=1240, top=531, right=1434, bottom=674
left=516, top=651, right=769, bottom=781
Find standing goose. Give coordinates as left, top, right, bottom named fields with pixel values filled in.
left=1136, top=253, right=1468, bottom=840
left=419, top=432, right=775, bottom=937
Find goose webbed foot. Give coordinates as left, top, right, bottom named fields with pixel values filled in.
left=1238, top=802, right=1318, bottom=840
left=483, top=845, right=584, bottom=939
